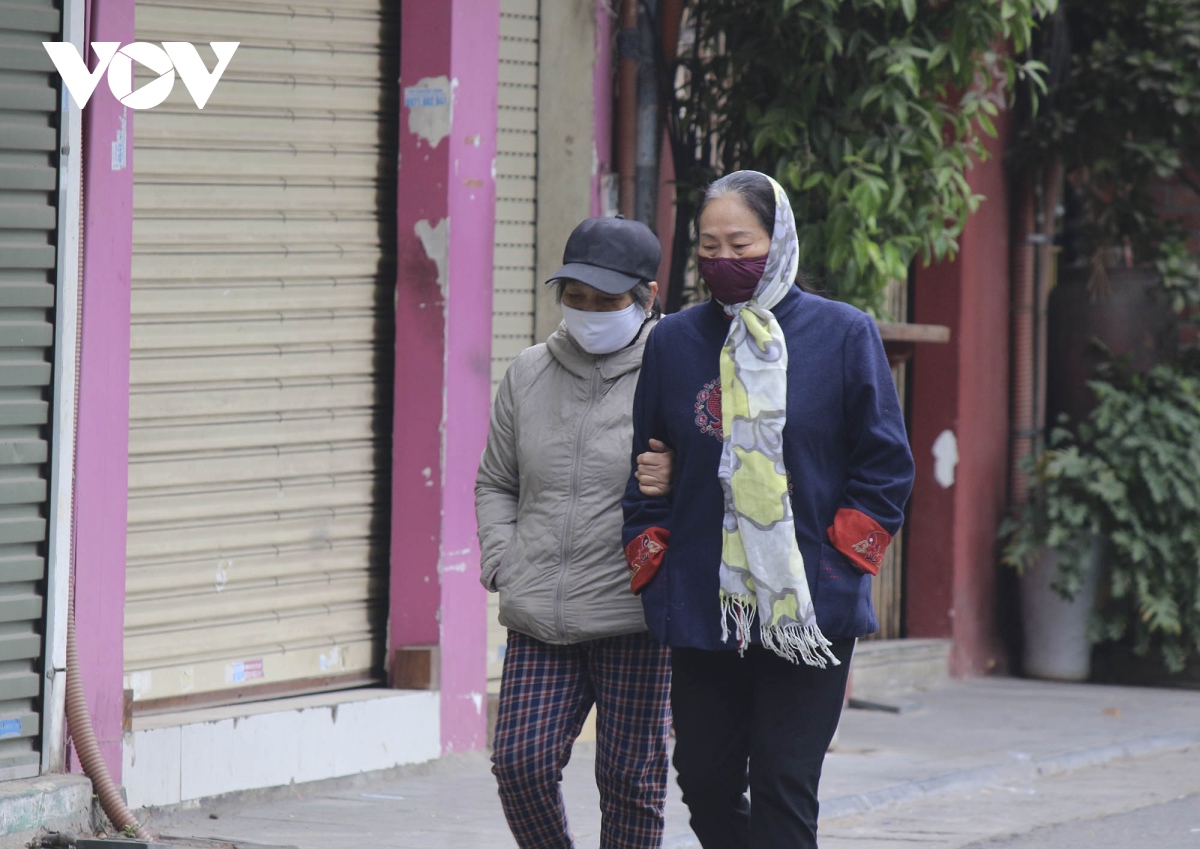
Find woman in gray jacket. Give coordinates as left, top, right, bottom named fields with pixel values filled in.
left=476, top=215, right=672, bottom=849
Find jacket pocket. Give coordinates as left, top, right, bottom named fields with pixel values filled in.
left=814, top=542, right=876, bottom=638
left=496, top=553, right=550, bottom=642
left=483, top=527, right=519, bottom=592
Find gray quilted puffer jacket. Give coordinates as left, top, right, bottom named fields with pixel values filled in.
left=475, top=319, right=656, bottom=645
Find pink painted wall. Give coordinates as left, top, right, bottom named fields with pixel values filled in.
left=907, top=115, right=1013, bottom=676
left=70, top=0, right=134, bottom=780
left=591, top=0, right=613, bottom=218
left=391, top=0, right=499, bottom=753
left=439, top=0, right=501, bottom=754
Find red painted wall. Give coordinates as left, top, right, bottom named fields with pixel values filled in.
left=908, top=115, right=1013, bottom=676
left=390, top=0, right=449, bottom=655
left=906, top=255, right=961, bottom=641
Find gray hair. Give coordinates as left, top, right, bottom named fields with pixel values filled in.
left=700, top=171, right=776, bottom=235
left=554, top=279, right=656, bottom=311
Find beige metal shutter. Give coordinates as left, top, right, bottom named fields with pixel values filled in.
left=0, top=0, right=60, bottom=779
left=487, top=0, right=540, bottom=685
left=491, top=0, right=539, bottom=392
left=126, top=0, right=397, bottom=707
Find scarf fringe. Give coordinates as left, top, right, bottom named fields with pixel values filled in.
left=760, top=621, right=841, bottom=668
left=720, top=592, right=841, bottom=668
left=720, top=593, right=757, bottom=656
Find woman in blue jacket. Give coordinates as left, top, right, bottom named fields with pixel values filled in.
left=622, top=170, right=915, bottom=849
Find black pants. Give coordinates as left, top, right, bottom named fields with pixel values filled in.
left=669, top=639, right=855, bottom=849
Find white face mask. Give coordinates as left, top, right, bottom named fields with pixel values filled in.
left=561, top=303, right=647, bottom=355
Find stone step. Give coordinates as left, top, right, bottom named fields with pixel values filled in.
left=850, top=638, right=951, bottom=703
left=0, top=773, right=92, bottom=849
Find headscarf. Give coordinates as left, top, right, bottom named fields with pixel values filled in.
left=715, top=172, right=840, bottom=668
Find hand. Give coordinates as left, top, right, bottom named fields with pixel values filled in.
left=636, top=438, right=675, bottom=497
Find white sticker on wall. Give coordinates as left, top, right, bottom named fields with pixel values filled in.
left=111, top=112, right=127, bottom=170
left=932, top=429, right=959, bottom=489
left=127, top=670, right=152, bottom=700
left=404, top=75, right=453, bottom=148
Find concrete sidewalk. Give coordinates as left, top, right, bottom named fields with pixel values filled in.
left=141, top=677, right=1200, bottom=848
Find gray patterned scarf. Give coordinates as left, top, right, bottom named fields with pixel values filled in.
left=716, top=173, right=839, bottom=668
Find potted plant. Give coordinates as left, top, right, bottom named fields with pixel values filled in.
left=1001, top=349, right=1200, bottom=679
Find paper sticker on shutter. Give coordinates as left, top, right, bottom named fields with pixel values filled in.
left=319, top=646, right=342, bottom=672
left=226, top=659, right=265, bottom=684
left=127, top=671, right=152, bottom=701
left=0, top=719, right=22, bottom=740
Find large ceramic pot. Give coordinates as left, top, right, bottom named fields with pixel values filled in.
left=1020, top=541, right=1102, bottom=681
left=1045, top=266, right=1178, bottom=428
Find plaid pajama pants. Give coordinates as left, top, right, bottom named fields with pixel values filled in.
left=492, top=629, right=672, bottom=849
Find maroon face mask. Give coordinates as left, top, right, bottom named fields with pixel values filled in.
left=699, top=255, right=769, bottom=305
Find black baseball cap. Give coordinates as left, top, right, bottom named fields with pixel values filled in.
left=544, top=215, right=662, bottom=294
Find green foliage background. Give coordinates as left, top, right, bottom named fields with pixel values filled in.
left=1014, top=0, right=1200, bottom=285
left=669, top=0, right=1055, bottom=315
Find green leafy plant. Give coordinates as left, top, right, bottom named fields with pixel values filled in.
left=1013, top=0, right=1200, bottom=298
left=1001, top=350, right=1200, bottom=673
left=664, top=0, right=1055, bottom=314
left=1156, top=237, right=1200, bottom=321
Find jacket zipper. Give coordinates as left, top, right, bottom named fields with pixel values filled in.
left=555, top=359, right=603, bottom=642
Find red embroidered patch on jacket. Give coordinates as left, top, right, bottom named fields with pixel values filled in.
left=826, top=508, right=892, bottom=576
left=626, top=527, right=670, bottom=594
left=694, top=379, right=723, bottom=440
left=852, top=532, right=887, bottom=565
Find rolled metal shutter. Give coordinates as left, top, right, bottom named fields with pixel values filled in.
left=126, top=0, right=397, bottom=707
left=487, top=0, right=539, bottom=684
left=491, top=0, right=539, bottom=393
left=0, top=0, right=60, bottom=778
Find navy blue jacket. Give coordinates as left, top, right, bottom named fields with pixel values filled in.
left=621, top=286, right=915, bottom=649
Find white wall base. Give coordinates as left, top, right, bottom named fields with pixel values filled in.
left=122, top=688, right=440, bottom=808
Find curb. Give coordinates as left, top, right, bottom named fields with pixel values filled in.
left=820, top=730, right=1200, bottom=822
left=0, top=773, right=93, bottom=849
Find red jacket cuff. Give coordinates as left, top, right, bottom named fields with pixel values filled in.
left=625, top=527, right=669, bottom=594
left=826, top=508, right=892, bottom=576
